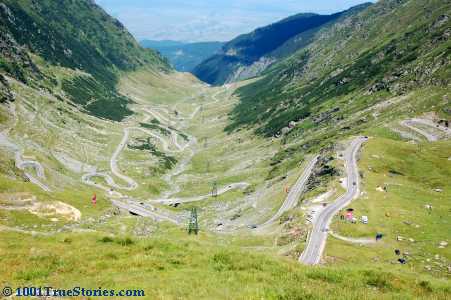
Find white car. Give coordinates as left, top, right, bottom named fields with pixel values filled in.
left=361, top=215, right=368, bottom=224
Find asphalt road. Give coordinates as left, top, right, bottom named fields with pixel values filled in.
left=0, top=132, right=51, bottom=192
left=149, top=182, right=250, bottom=204
left=400, top=120, right=438, bottom=142
left=299, top=136, right=367, bottom=265
left=111, top=198, right=181, bottom=224
left=258, top=155, right=319, bottom=228
left=400, top=118, right=450, bottom=142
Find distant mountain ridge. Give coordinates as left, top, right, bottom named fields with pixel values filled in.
left=226, top=0, right=451, bottom=136
left=193, top=3, right=372, bottom=85
left=141, top=40, right=224, bottom=72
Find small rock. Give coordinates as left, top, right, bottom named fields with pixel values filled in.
left=439, top=241, right=448, bottom=248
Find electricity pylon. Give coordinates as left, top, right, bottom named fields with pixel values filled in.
left=211, top=181, right=218, bottom=198
left=188, top=207, right=199, bottom=235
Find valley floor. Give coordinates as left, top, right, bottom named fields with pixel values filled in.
left=0, top=69, right=450, bottom=299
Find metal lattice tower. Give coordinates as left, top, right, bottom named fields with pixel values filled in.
left=188, top=207, right=199, bottom=235
left=211, top=181, right=218, bottom=198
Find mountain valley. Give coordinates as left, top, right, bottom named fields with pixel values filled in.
left=0, top=0, right=450, bottom=299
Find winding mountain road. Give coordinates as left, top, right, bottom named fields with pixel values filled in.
left=111, top=198, right=181, bottom=224
left=258, top=155, right=319, bottom=228
left=149, top=182, right=250, bottom=205
left=299, top=137, right=367, bottom=265
left=400, top=120, right=438, bottom=142
left=0, top=132, right=51, bottom=192
left=79, top=87, right=250, bottom=221
left=399, top=118, right=450, bottom=142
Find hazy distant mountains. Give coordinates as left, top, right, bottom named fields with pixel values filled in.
left=141, top=40, right=224, bottom=72
left=193, top=4, right=371, bottom=85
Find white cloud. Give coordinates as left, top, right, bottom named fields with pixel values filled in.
left=96, top=0, right=375, bottom=42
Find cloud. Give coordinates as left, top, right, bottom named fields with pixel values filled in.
left=95, top=0, right=375, bottom=42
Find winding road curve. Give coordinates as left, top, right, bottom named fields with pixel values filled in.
left=80, top=87, right=250, bottom=222
left=299, top=137, right=367, bottom=265
left=81, top=111, right=193, bottom=191
left=258, top=155, right=319, bottom=228
left=399, top=118, right=450, bottom=142
left=149, top=182, right=250, bottom=205
left=0, top=132, right=51, bottom=192
left=15, top=151, right=51, bottom=192
left=400, top=120, right=438, bottom=142
left=111, top=199, right=181, bottom=224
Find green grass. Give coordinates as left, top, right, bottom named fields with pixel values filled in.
left=328, top=137, right=450, bottom=277
left=1, top=227, right=450, bottom=299
left=127, top=137, right=177, bottom=172
left=62, top=75, right=134, bottom=122
left=227, top=0, right=450, bottom=136
left=140, top=122, right=171, bottom=136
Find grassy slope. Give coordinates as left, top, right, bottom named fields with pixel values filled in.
left=192, top=8, right=358, bottom=85
left=0, top=0, right=170, bottom=122
left=1, top=64, right=450, bottom=300
left=0, top=1, right=450, bottom=299
left=229, top=0, right=450, bottom=136
left=328, top=136, right=450, bottom=275
left=1, top=227, right=450, bottom=299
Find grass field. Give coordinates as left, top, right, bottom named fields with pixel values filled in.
left=1, top=225, right=450, bottom=300
left=1, top=66, right=450, bottom=299
left=329, top=136, right=451, bottom=277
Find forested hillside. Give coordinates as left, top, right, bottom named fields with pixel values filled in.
left=0, top=0, right=170, bottom=120
left=193, top=3, right=371, bottom=85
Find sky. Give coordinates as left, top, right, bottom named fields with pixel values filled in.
left=95, top=0, right=375, bottom=43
